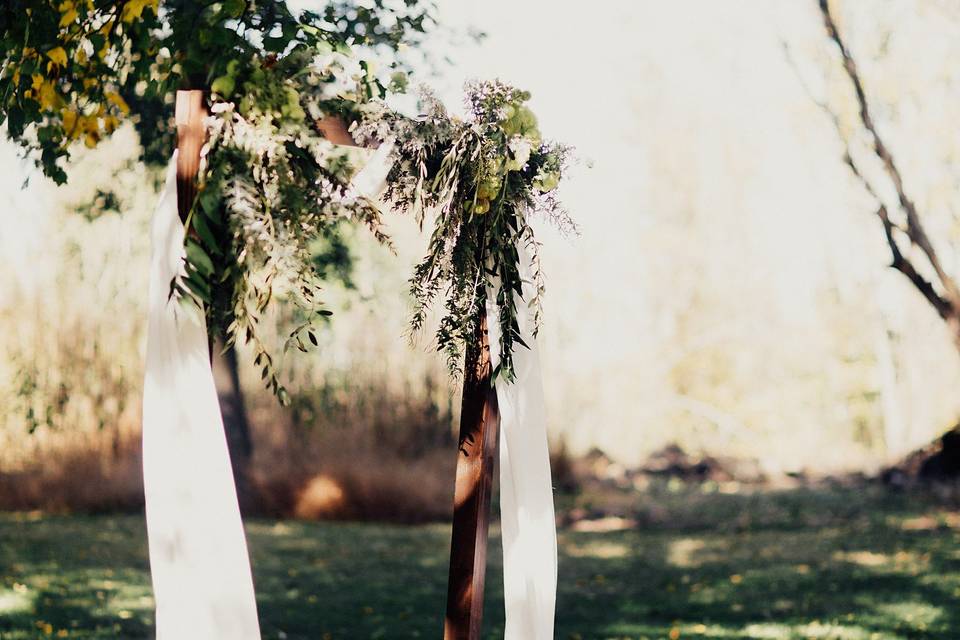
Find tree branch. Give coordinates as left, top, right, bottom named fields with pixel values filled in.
left=818, top=0, right=960, bottom=306
left=876, top=204, right=952, bottom=320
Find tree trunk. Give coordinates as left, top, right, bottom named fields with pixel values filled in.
left=211, top=338, right=256, bottom=512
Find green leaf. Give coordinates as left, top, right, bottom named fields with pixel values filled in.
left=190, top=211, right=221, bottom=255
left=184, top=272, right=211, bottom=304
left=211, top=75, right=235, bottom=98
left=223, top=0, right=245, bottom=18
left=6, top=106, right=25, bottom=138
left=263, top=34, right=287, bottom=52
left=199, top=186, right=222, bottom=216
left=185, top=240, right=214, bottom=277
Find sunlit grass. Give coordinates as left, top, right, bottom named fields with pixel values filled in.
left=0, top=584, right=34, bottom=616
left=2, top=486, right=960, bottom=638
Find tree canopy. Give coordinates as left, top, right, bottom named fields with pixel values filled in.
left=0, top=0, right=433, bottom=183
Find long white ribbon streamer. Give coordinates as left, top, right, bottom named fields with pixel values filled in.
left=142, top=154, right=261, bottom=640
left=486, top=244, right=559, bottom=640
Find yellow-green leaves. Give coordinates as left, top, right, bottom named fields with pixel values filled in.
left=212, top=60, right=241, bottom=99
left=61, top=108, right=78, bottom=135
left=532, top=171, right=559, bottom=193
left=211, top=75, right=236, bottom=98
left=37, top=79, right=62, bottom=111
left=500, top=104, right=541, bottom=145
left=222, top=0, right=246, bottom=18
left=46, top=46, right=67, bottom=68
left=388, top=71, right=408, bottom=94
left=105, top=91, right=130, bottom=115
left=281, top=87, right=305, bottom=121
left=120, top=0, right=158, bottom=24
left=58, top=1, right=78, bottom=28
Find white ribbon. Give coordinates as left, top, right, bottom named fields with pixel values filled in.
left=350, top=139, right=395, bottom=198
left=142, top=154, right=261, bottom=640
left=486, top=244, right=558, bottom=640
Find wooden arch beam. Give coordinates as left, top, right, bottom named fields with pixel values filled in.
left=175, top=90, right=206, bottom=223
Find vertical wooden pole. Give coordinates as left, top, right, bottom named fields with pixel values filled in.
left=444, top=308, right=501, bottom=640
left=175, top=89, right=206, bottom=222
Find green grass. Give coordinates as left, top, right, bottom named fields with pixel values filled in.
left=1, top=485, right=960, bottom=639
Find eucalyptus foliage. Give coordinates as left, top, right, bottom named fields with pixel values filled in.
left=179, top=47, right=395, bottom=402
left=186, top=53, right=573, bottom=397
left=354, top=82, right=574, bottom=381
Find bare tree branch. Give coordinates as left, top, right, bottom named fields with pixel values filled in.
left=818, top=0, right=960, bottom=305
left=876, top=204, right=953, bottom=319
left=783, top=39, right=921, bottom=295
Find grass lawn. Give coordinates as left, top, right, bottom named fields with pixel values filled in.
left=1, top=484, right=960, bottom=639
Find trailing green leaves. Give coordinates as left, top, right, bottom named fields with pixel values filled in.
left=177, top=51, right=393, bottom=403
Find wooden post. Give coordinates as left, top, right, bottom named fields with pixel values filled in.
left=444, top=308, right=501, bottom=640
left=175, top=89, right=206, bottom=222
left=316, top=116, right=357, bottom=146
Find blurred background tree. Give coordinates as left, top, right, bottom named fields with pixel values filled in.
left=0, top=0, right=433, bottom=181
left=817, top=0, right=960, bottom=357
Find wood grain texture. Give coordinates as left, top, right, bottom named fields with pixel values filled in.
left=175, top=90, right=206, bottom=223
left=444, top=309, right=501, bottom=640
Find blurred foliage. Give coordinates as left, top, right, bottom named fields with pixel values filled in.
left=0, top=132, right=152, bottom=455
left=0, top=0, right=435, bottom=183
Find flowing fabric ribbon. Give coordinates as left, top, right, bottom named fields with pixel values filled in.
left=142, top=154, right=261, bottom=639
left=486, top=246, right=559, bottom=640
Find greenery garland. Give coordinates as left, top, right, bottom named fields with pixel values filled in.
left=174, top=45, right=576, bottom=399
left=1, top=0, right=574, bottom=398
left=177, top=47, right=395, bottom=403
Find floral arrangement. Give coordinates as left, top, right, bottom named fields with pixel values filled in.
left=178, top=52, right=574, bottom=397
left=3, top=1, right=575, bottom=400
left=354, top=82, right=574, bottom=381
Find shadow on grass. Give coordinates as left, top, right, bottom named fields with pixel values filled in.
left=1, top=484, right=959, bottom=639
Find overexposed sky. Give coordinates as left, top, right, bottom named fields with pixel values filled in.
left=436, top=0, right=960, bottom=465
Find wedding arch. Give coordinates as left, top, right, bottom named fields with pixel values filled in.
left=1, top=2, right=574, bottom=638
